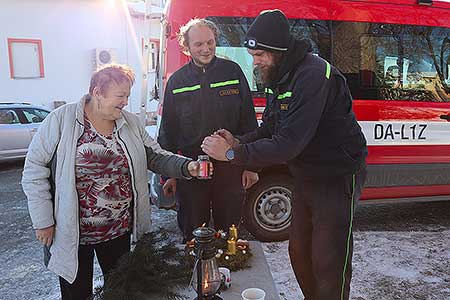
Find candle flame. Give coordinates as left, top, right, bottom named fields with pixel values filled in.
left=203, top=278, right=209, bottom=289
left=201, top=223, right=206, bottom=227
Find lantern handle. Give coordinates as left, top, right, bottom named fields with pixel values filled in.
left=190, top=249, right=204, bottom=298
left=189, top=257, right=200, bottom=288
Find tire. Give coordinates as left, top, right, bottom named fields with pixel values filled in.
left=244, top=174, right=294, bottom=242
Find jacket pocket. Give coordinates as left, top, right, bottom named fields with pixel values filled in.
left=215, top=93, right=240, bottom=112
left=175, top=96, right=198, bottom=130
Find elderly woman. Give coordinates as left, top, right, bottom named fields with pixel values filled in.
left=22, top=64, right=202, bottom=300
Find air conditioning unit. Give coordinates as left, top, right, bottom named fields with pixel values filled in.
left=93, top=48, right=118, bottom=70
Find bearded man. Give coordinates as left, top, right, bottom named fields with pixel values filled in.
left=202, top=10, right=367, bottom=300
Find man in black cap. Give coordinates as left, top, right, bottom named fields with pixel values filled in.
left=202, top=9, right=367, bottom=300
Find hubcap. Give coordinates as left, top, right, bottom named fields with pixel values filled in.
left=253, top=186, right=292, bottom=233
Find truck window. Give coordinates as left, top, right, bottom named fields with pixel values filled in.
left=333, top=21, right=450, bottom=102
left=206, top=16, right=331, bottom=94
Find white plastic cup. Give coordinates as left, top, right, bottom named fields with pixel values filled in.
left=219, top=267, right=231, bottom=289
left=241, top=288, right=266, bottom=300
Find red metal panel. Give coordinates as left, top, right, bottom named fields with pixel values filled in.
left=169, top=0, right=330, bottom=20
left=367, top=145, right=450, bottom=164
left=339, top=0, right=450, bottom=9
left=361, top=184, right=450, bottom=200
left=253, top=97, right=266, bottom=107
left=332, top=0, right=450, bottom=27
left=353, top=100, right=450, bottom=122
left=355, top=100, right=450, bottom=165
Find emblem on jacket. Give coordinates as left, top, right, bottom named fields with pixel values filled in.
left=219, top=88, right=240, bottom=96
left=280, top=104, right=289, bottom=110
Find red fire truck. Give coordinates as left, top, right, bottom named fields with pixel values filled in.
left=151, top=0, right=450, bottom=241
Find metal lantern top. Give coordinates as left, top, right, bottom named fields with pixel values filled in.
left=193, top=227, right=217, bottom=260
left=193, top=227, right=216, bottom=243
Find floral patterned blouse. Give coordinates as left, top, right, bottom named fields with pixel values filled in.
left=75, top=117, right=133, bottom=245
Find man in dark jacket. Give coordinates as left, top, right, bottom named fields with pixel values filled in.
left=158, top=18, right=258, bottom=242
left=202, top=10, right=367, bottom=300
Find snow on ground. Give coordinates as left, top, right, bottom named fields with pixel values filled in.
left=261, top=231, right=450, bottom=300
left=152, top=208, right=450, bottom=300
left=351, top=231, right=450, bottom=300
left=2, top=205, right=450, bottom=300
left=1, top=163, right=450, bottom=300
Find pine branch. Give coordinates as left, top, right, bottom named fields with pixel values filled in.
left=94, top=228, right=191, bottom=300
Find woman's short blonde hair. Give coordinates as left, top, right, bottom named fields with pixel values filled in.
left=177, top=18, right=220, bottom=54
left=89, top=64, right=135, bottom=96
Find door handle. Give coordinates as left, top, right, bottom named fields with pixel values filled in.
left=30, top=128, right=38, bottom=133
left=439, top=114, right=450, bottom=121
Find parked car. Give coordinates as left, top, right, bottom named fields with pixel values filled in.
left=0, top=102, right=50, bottom=162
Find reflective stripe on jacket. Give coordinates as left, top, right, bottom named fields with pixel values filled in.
left=235, top=39, right=367, bottom=176
left=158, top=56, right=258, bottom=159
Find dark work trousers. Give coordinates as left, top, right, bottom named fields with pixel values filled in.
left=175, top=161, right=245, bottom=240
left=288, top=167, right=367, bottom=300
left=59, top=232, right=131, bottom=300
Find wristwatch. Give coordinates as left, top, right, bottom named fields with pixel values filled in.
left=225, top=148, right=235, bottom=161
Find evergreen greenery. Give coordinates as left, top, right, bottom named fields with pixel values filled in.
left=186, top=237, right=253, bottom=272
left=93, top=228, right=252, bottom=299
left=94, top=229, right=191, bottom=300
left=215, top=238, right=252, bottom=272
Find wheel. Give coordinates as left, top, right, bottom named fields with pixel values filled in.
left=244, top=174, right=294, bottom=242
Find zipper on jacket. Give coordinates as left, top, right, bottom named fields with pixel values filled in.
left=116, top=131, right=139, bottom=240
left=74, top=118, right=86, bottom=277
left=199, top=71, right=209, bottom=137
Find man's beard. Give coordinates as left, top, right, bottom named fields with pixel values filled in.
left=254, top=64, right=278, bottom=87
left=253, top=54, right=282, bottom=87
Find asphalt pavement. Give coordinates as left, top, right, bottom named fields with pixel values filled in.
left=1, top=160, right=450, bottom=300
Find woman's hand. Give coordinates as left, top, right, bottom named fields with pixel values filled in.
left=36, top=225, right=55, bottom=247
left=187, top=161, right=214, bottom=177
left=163, top=178, right=177, bottom=197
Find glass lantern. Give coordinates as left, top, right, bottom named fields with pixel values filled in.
left=191, top=227, right=223, bottom=300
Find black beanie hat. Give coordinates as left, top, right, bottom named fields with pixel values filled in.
left=244, top=9, right=290, bottom=52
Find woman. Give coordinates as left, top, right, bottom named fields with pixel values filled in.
left=22, top=64, right=203, bottom=300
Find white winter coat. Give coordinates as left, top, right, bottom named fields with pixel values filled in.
left=22, top=97, right=190, bottom=283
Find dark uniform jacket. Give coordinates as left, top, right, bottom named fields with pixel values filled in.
left=234, top=39, right=367, bottom=176
left=158, top=56, right=257, bottom=159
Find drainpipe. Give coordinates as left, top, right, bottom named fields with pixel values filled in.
left=139, top=0, right=152, bottom=125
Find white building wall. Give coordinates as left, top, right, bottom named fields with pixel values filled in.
left=0, top=0, right=161, bottom=113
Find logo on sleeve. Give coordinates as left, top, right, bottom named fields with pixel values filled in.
left=219, top=89, right=240, bottom=97
left=280, top=104, right=289, bottom=110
